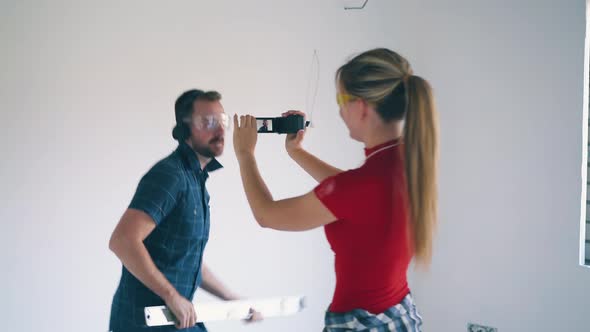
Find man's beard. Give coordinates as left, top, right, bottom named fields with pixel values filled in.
left=191, top=136, right=224, bottom=158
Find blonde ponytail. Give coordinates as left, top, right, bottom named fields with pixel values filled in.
left=404, top=75, right=438, bottom=265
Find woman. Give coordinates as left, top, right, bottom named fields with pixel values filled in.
left=233, top=48, right=438, bottom=331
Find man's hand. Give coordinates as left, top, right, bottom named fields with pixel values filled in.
left=244, top=307, right=264, bottom=324
left=164, top=292, right=197, bottom=329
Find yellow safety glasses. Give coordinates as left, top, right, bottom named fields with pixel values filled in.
left=336, top=93, right=357, bottom=107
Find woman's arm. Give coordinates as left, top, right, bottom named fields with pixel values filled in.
left=233, top=114, right=337, bottom=231
left=283, top=110, right=343, bottom=182
left=288, top=147, right=343, bottom=183
left=237, top=153, right=336, bottom=231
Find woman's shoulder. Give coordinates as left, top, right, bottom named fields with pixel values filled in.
left=326, top=166, right=382, bottom=192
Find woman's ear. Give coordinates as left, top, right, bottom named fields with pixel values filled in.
left=358, top=99, right=371, bottom=121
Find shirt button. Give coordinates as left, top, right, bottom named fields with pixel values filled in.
left=194, top=209, right=197, bottom=215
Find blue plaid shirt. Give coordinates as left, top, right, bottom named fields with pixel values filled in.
left=109, top=142, right=222, bottom=332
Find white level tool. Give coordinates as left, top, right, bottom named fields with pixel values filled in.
left=144, top=295, right=306, bottom=327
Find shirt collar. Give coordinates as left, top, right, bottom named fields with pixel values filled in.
left=177, top=141, right=224, bottom=174
left=364, top=138, right=403, bottom=157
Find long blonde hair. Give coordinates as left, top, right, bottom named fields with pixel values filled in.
left=337, top=48, right=439, bottom=265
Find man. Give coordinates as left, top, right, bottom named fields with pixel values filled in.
left=258, top=119, right=269, bottom=133
left=109, top=89, right=260, bottom=331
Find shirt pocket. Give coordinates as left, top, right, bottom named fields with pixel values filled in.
left=178, top=192, right=205, bottom=239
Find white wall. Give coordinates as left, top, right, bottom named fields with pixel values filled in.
left=1, top=0, right=588, bottom=331
left=406, top=1, right=590, bottom=331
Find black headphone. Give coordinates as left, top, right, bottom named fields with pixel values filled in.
left=172, top=121, right=190, bottom=141
left=172, top=89, right=204, bottom=141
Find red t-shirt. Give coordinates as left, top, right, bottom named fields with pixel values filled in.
left=314, top=139, right=412, bottom=314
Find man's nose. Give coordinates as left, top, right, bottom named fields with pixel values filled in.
left=215, top=125, right=225, bottom=136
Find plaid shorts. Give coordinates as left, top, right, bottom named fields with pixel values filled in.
left=323, top=294, right=423, bottom=332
